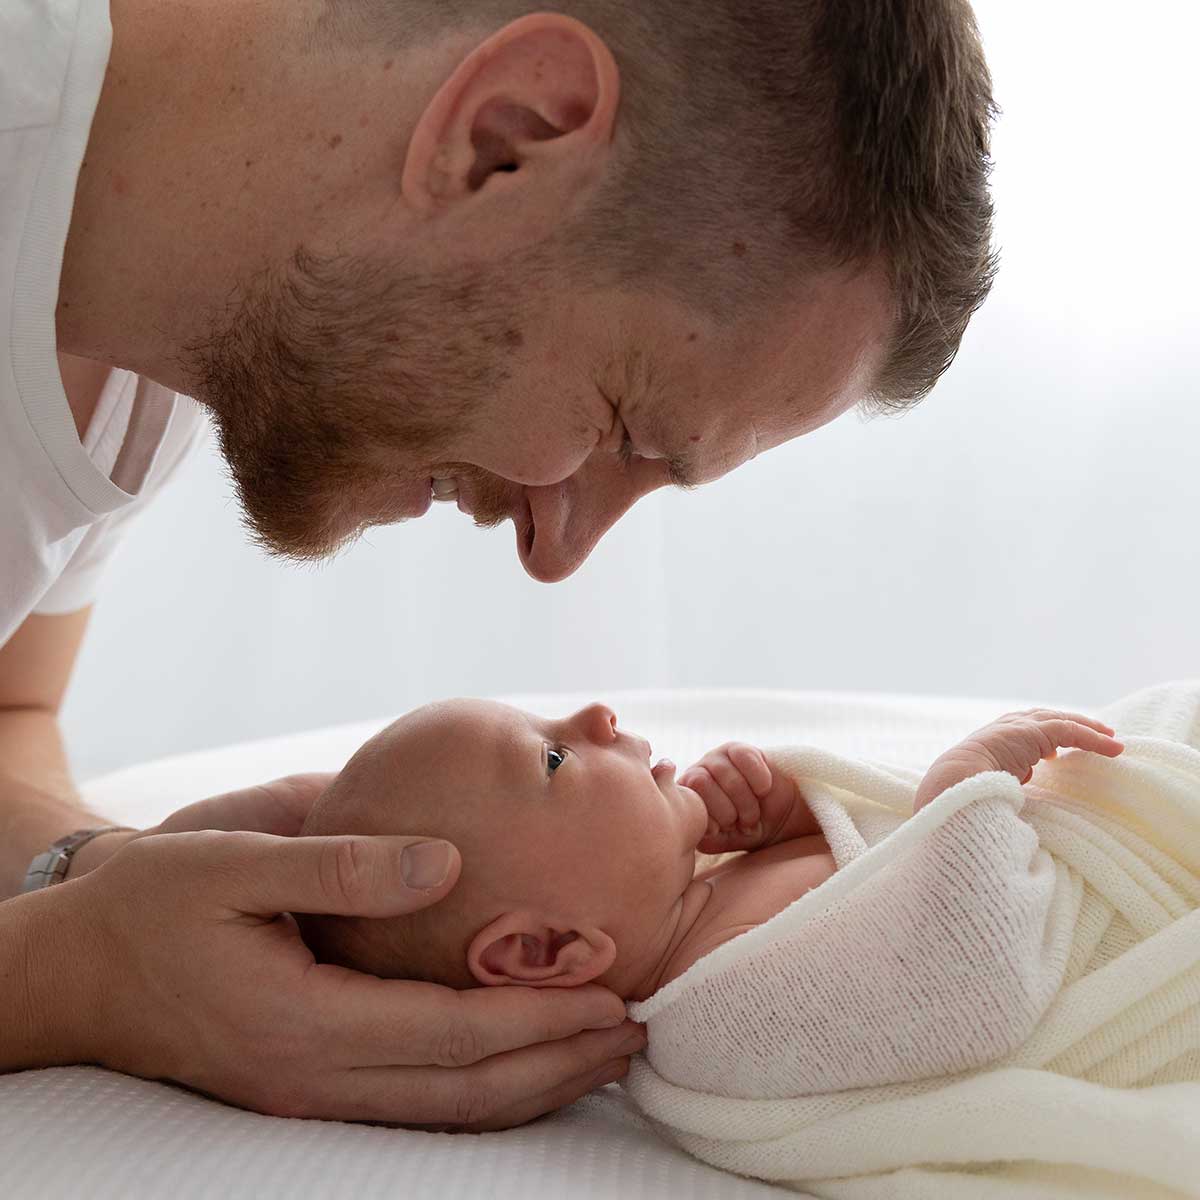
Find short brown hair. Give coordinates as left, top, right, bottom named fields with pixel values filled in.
left=340, top=0, right=997, bottom=410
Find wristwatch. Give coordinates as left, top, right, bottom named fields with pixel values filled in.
left=20, top=826, right=135, bottom=893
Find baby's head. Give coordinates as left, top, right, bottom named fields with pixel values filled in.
left=298, top=699, right=709, bottom=998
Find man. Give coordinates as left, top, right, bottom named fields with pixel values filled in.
left=0, top=0, right=996, bottom=1129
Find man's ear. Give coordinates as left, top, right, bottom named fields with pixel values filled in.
left=467, top=910, right=617, bottom=988
left=401, top=13, right=620, bottom=217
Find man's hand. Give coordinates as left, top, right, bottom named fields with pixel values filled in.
left=66, top=773, right=337, bottom=878
left=42, top=829, right=640, bottom=1130
left=679, top=743, right=807, bottom=854
left=913, top=708, right=1125, bottom=814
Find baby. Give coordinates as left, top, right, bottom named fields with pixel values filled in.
left=296, top=698, right=1124, bottom=999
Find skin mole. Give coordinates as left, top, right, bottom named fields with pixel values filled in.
left=328, top=133, right=343, bottom=149
left=732, top=240, right=747, bottom=256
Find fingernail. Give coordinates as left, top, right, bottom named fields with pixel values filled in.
left=593, top=1012, right=625, bottom=1028
left=401, top=841, right=452, bottom=888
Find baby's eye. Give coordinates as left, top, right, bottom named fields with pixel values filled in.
left=546, top=746, right=569, bottom=775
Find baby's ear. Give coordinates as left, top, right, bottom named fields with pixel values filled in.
left=468, top=911, right=616, bottom=987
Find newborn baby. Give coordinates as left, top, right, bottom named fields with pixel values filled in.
left=298, top=689, right=1200, bottom=1196
left=297, top=698, right=1124, bottom=1000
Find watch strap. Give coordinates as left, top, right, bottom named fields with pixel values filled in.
left=20, top=826, right=135, bottom=893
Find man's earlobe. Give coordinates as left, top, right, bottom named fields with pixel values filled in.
left=468, top=911, right=616, bottom=987
left=401, top=12, right=620, bottom=216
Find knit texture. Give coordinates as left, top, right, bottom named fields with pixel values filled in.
left=625, top=681, right=1200, bottom=1198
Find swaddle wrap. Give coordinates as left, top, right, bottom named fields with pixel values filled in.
left=625, top=682, right=1200, bottom=1199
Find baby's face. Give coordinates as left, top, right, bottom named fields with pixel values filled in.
left=317, top=698, right=710, bottom=994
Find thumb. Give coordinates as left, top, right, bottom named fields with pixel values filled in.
left=200, top=832, right=462, bottom=917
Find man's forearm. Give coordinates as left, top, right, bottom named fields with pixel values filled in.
left=0, top=708, right=109, bottom=899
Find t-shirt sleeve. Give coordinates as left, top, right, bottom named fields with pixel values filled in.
left=33, top=396, right=209, bottom=615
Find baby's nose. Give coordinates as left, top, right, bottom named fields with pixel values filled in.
left=575, top=703, right=618, bottom=743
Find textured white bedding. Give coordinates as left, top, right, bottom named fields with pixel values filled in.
left=0, top=688, right=1037, bottom=1200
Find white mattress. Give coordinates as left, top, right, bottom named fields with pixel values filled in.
left=0, top=687, right=1038, bottom=1200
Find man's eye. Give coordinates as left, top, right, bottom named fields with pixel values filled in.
left=547, top=746, right=569, bottom=775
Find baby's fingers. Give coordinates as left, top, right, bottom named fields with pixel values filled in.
left=1043, top=719, right=1124, bottom=758
left=1027, top=709, right=1116, bottom=738
left=705, top=752, right=763, bottom=834
left=679, top=766, right=738, bottom=831
left=726, top=744, right=773, bottom=798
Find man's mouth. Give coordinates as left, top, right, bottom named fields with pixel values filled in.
left=431, top=474, right=535, bottom=563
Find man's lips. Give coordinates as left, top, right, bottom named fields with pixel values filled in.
left=429, top=474, right=536, bottom=565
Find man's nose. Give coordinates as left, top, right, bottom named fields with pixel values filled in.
left=521, top=456, right=665, bottom=583
left=571, top=703, right=618, bottom=744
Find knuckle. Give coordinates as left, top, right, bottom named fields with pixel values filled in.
left=454, top=1083, right=499, bottom=1127
left=318, top=837, right=371, bottom=908
left=435, top=1018, right=485, bottom=1069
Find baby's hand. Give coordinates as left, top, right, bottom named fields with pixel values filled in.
left=913, top=708, right=1124, bottom=813
left=679, top=743, right=800, bottom=854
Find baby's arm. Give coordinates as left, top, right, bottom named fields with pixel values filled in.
left=913, top=708, right=1124, bottom=813
left=680, top=745, right=819, bottom=856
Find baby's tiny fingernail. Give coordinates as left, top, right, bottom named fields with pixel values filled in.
left=401, top=841, right=453, bottom=888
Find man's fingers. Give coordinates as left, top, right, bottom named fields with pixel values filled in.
left=333, top=1022, right=645, bottom=1127
left=403, top=1055, right=631, bottom=1133
left=184, top=831, right=463, bottom=917
left=314, top=975, right=629, bottom=1067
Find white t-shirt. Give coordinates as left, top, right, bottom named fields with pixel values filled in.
left=1, top=0, right=206, bottom=649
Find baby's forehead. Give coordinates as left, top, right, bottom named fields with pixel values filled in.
left=366, top=699, right=537, bottom=787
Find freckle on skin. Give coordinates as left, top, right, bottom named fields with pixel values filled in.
left=328, top=134, right=343, bottom=149
left=689, top=434, right=700, bottom=443
left=687, top=331, right=698, bottom=342
left=383, top=58, right=394, bottom=71
left=111, top=172, right=128, bottom=196
left=304, top=131, right=315, bottom=142
left=732, top=240, right=747, bottom=256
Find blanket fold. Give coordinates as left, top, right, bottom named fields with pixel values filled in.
left=625, top=682, right=1200, bottom=1198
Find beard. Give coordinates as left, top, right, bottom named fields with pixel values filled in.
left=178, top=245, right=538, bottom=562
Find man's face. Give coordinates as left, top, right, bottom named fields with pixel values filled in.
left=186, top=243, right=889, bottom=581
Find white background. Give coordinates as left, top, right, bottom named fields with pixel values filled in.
left=62, top=0, right=1200, bottom=778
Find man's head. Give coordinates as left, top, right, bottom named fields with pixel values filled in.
left=298, top=699, right=708, bottom=996
left=70, top=0, right=995, bottom=579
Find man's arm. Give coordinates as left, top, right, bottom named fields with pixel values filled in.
left=0, top=610, right=133, bottom=898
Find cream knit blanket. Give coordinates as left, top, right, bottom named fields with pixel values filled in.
left=624, top=682, right=1200, bottom=1199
